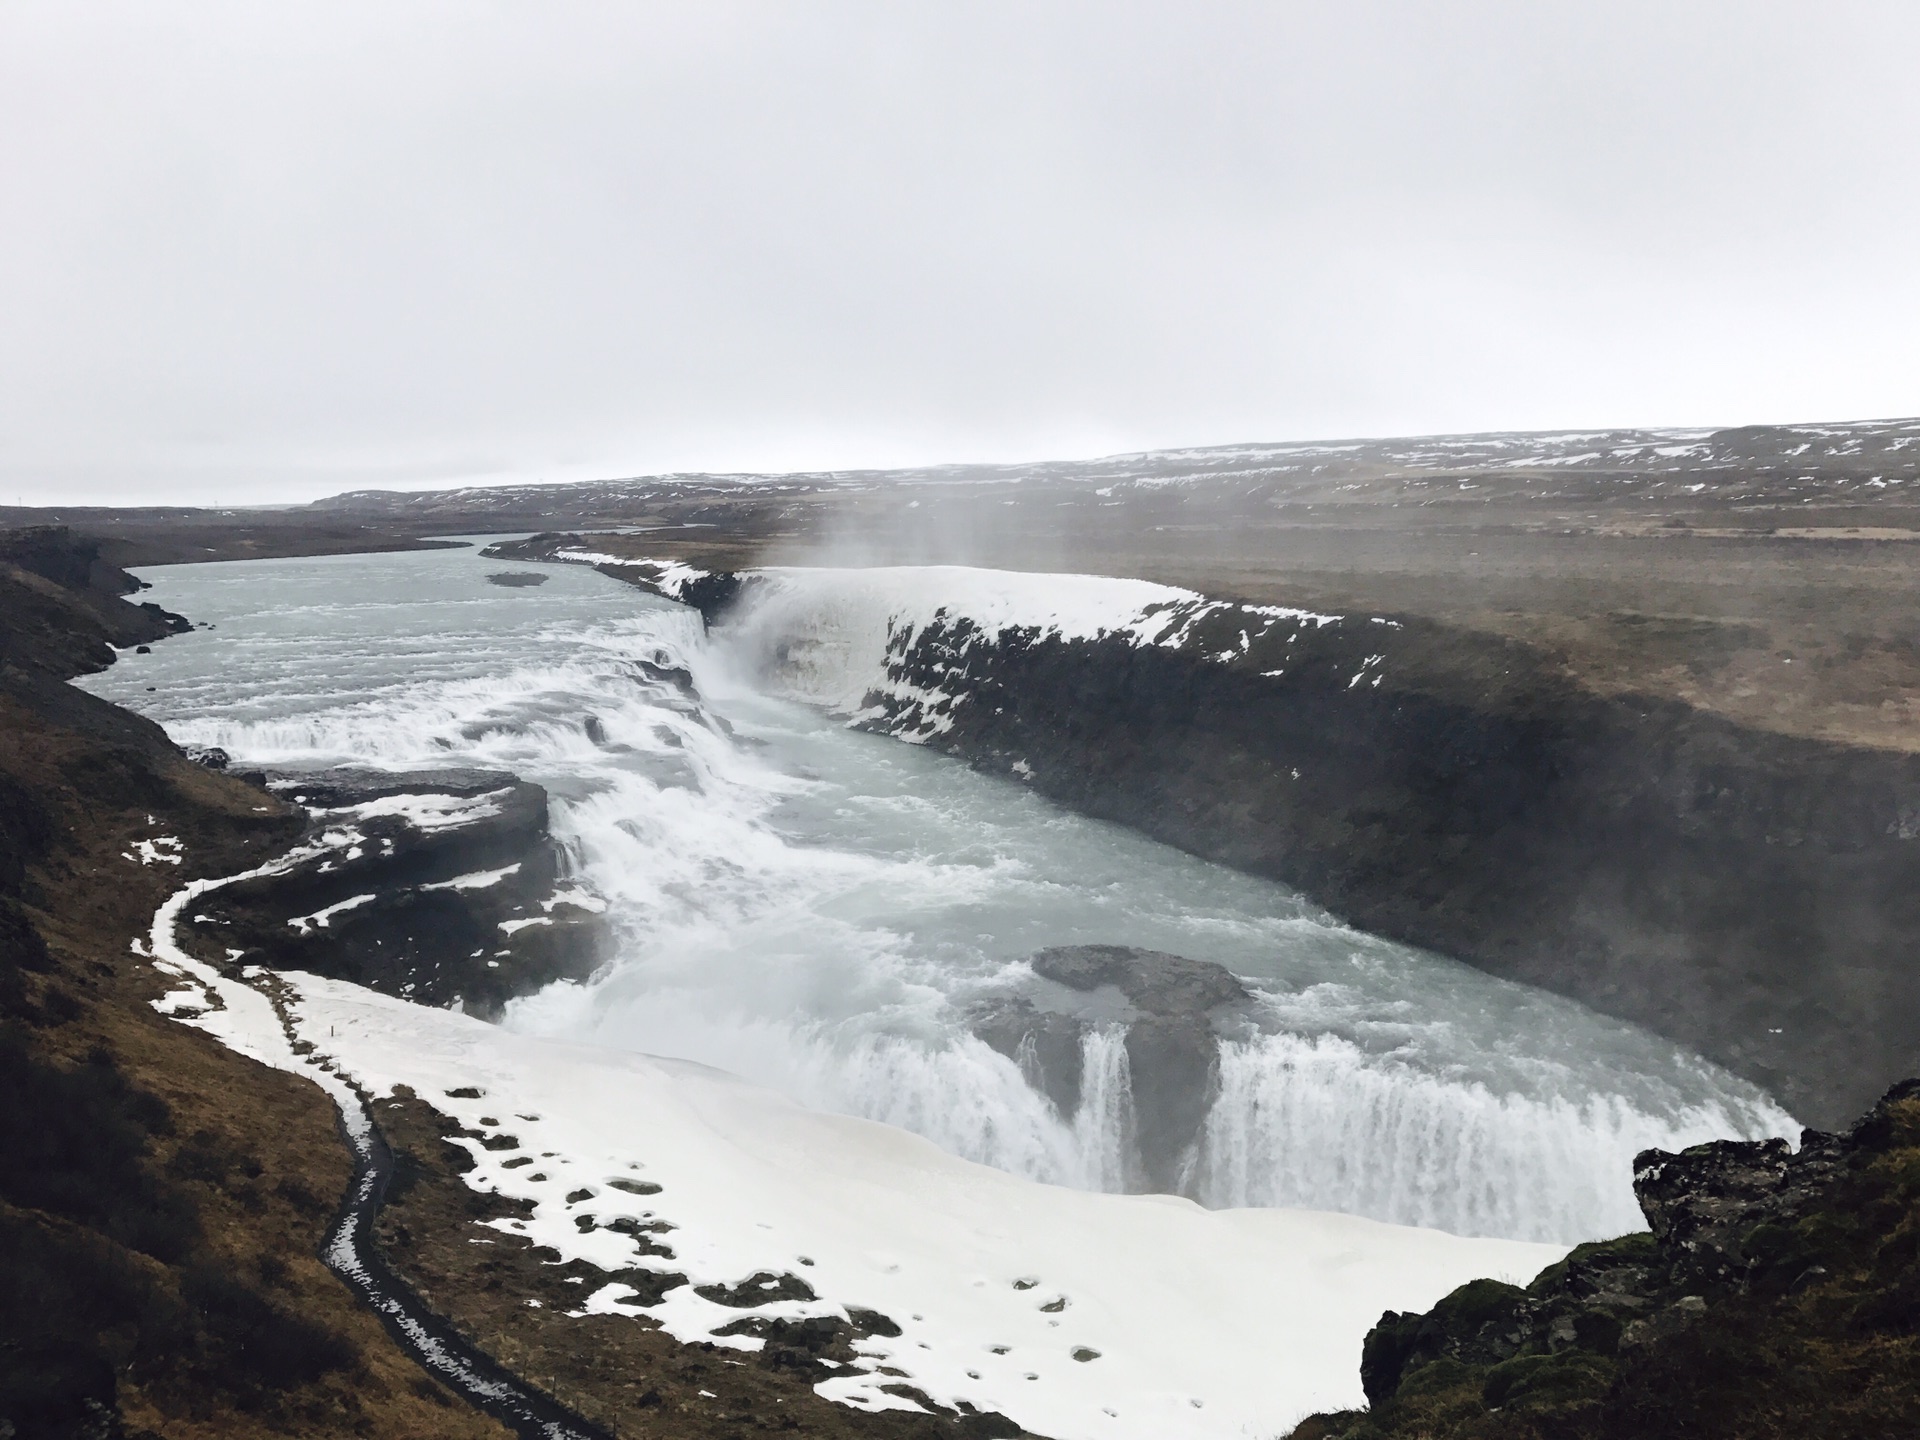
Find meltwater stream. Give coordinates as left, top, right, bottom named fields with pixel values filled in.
left=86, top=543, right=1796, bottom=1245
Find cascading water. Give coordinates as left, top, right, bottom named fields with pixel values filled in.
left=83, top=542, right=1798, bottom=1245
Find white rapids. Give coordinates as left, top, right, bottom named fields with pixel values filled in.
left=84, top=541, right=1798, bottom=1248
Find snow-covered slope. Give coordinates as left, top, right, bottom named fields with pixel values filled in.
left=312, top=415, right=1920, bottom=517
left=144, top=870, right=1561, bottom=1439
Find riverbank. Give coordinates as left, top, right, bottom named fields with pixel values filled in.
left=0, top=527, right=512, bottom=1437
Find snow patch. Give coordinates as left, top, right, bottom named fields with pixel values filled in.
left=124, top=835, right=184, bottom=866
left=319, top=790, right=509, bottom=831
left=421, top=863, right=522, bottom=892
left=286, top=893, right=376, bottom=935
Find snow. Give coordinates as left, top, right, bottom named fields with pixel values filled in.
left=541, top=885, right=607, bottom=914
left=755, top=565, right=1337, bottom=651
left=318, top=790, right=508, bottom=831
left=141, top=865, right=1564, bottom=1440
left=550, top=549, right=713, bottom=603
left=286, top=976, right=1563, bottom=1438
left=551, top=548, right=635, bottom=567
left=124, top=835, right=184, bottom=866
left=635, top=560, right=712, bottom=600
left=286, top=893, right=376, bottom=934
left=421, top=863, right=522, bottom=892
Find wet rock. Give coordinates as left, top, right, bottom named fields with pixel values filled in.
left=486, top=571, right=548, bottom=587
left=630, top=658, right=696, bottom=696
left=187, top=767, right=610, bottom=1013
left=1032, top=943, right=1250, bottom=1011
left=971, top=999, right=1088, bottom=1115
left=974, top=944, right=1256, bottom=1195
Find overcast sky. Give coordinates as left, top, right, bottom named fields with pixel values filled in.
left=3, top=2, right=1918, bottom=506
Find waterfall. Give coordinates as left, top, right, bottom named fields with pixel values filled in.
left=86, top=544, right=1800, bottom=1248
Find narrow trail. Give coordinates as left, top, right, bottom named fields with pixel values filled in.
left=145, top=868, right=616, bottom=1440
left=317, top=1091, right=619, bottom=1440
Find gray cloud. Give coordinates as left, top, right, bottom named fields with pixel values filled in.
left=2, top=1, right=1916, bottom=504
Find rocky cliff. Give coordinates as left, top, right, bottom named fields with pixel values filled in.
left=971, top=944, right=1257, bottom=1196
left=1289, top=1079, right=1920, bottom=1438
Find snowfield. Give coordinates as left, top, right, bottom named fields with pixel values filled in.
left=143, top=870, right=1564, bottom=1439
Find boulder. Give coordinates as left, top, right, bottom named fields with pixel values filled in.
left=974, top=944, right=1256, bottom=1195
left=188, top=767, right=609, bottom=1015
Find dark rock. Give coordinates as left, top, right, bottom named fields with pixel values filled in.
left=606, top=1178, right=662, bottom=1196
left=1032, top=943, right=1250, bottom=1012
left=630, top=658, right=696, bottom=696
left=184, top=746, right=229, bottom=770
left=694, top=1272, right=817, bottom=1307
left=667, top=571, right=747, bottom=628
left=605, top=1267, right=688, bottom=1307
left=974, top=945, right=1256, bottom=1195
left=1297, top=1078, right=1920, bottom=1438
left=972, top=999, right=1088, bottom=1116
left=486, top=571, right=548, bottom=588
left=846, top=1307, right=902, bottom=1339
left=1122, top=1015, right=1219, bottom=1195
left=190, top=767, right=609, bottom=1014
